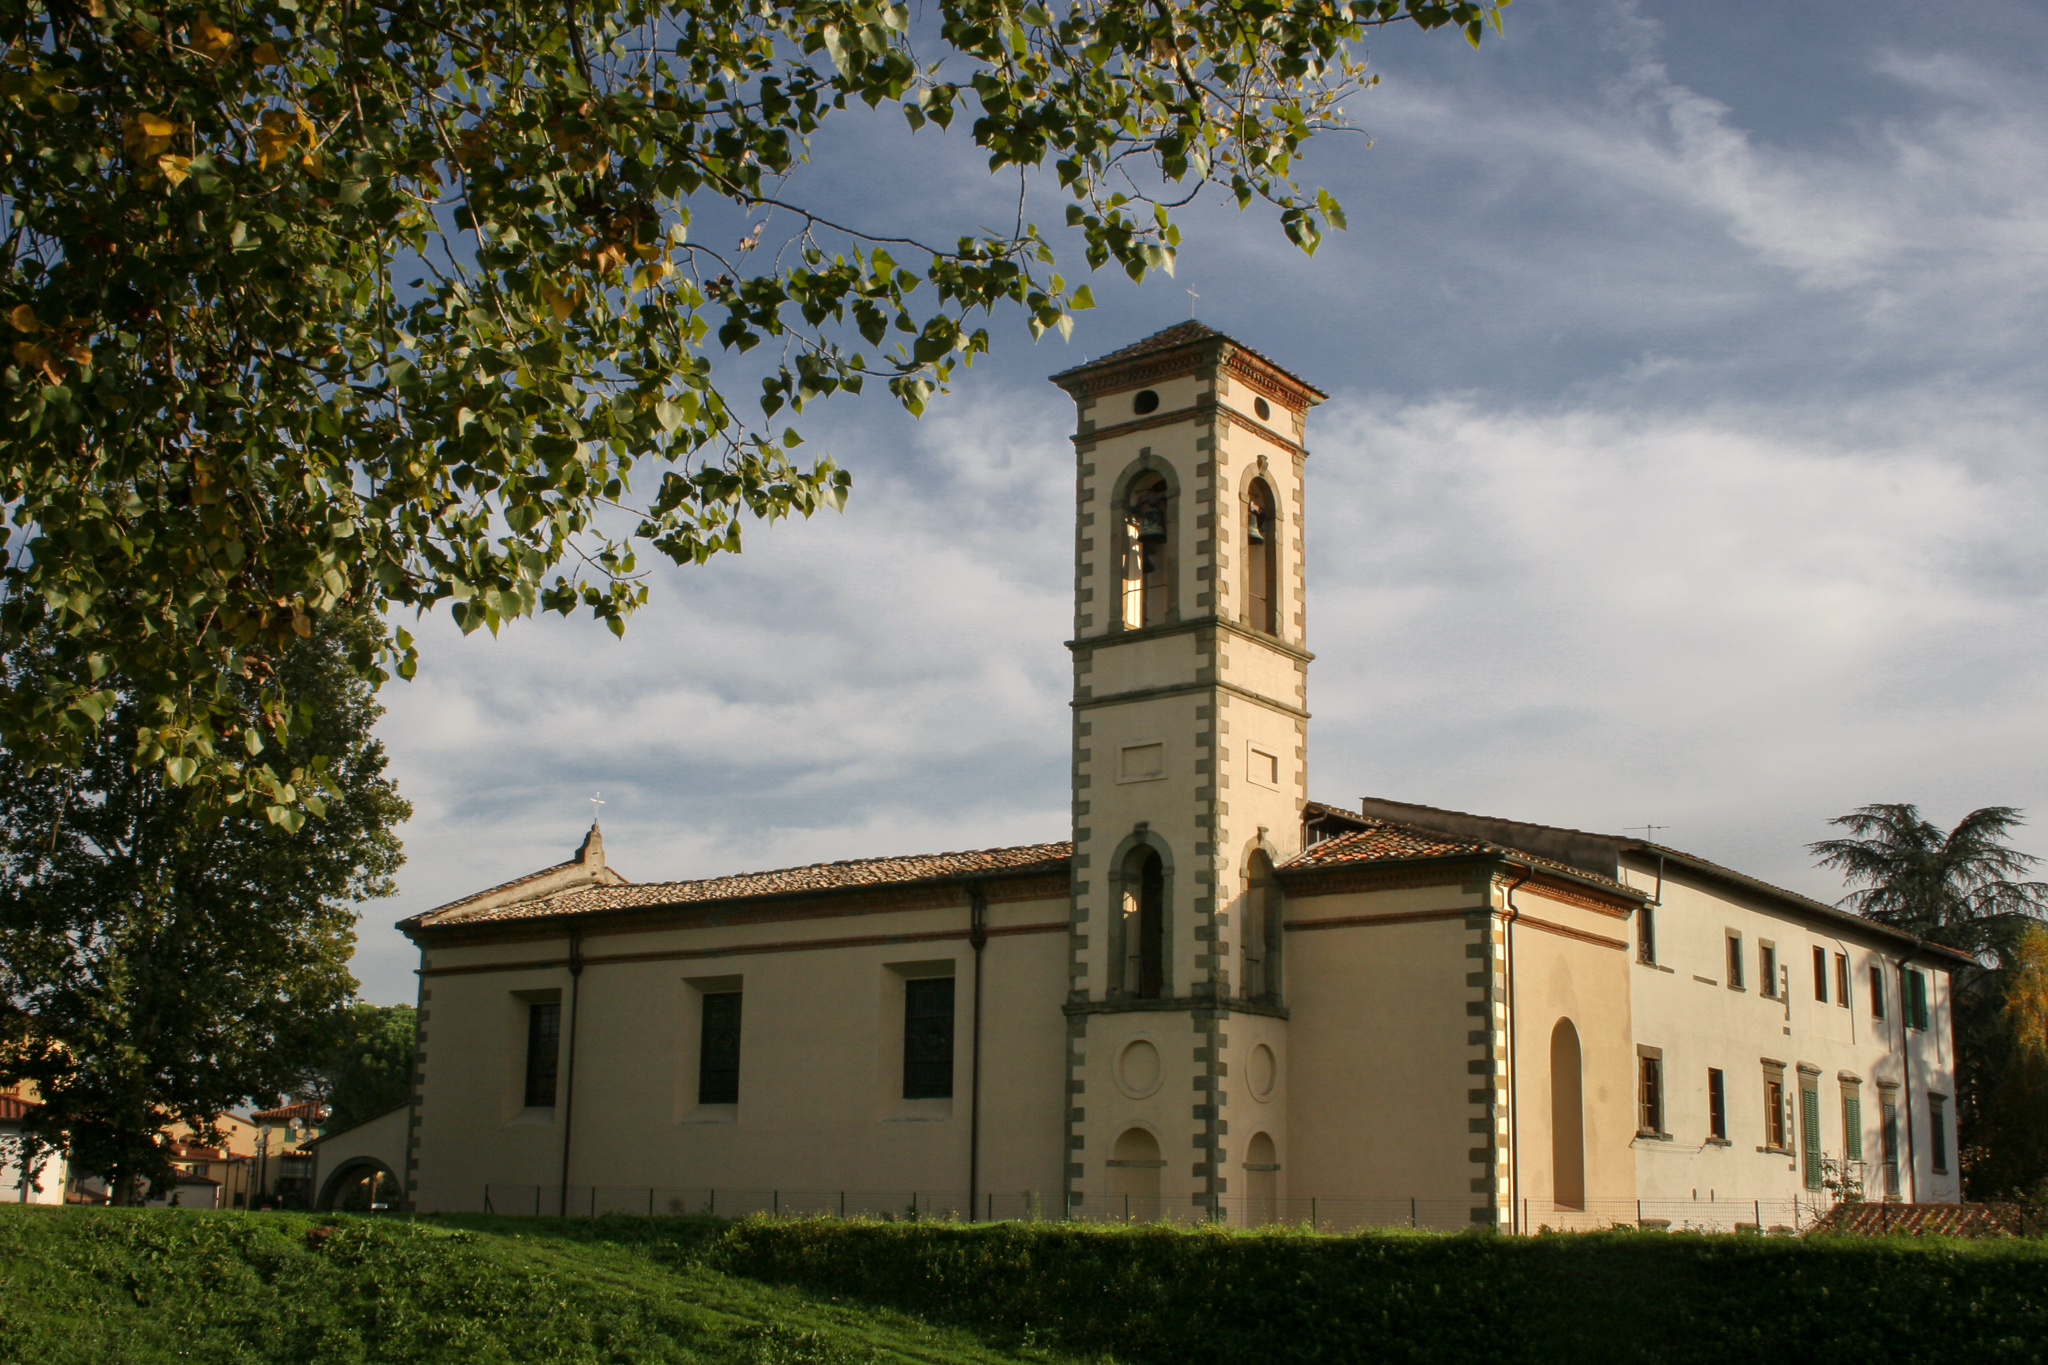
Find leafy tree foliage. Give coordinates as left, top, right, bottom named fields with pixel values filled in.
left=1809, top=803, right=2048, bottom=1198
left=0, top=614, right=408, bottom=1196
left=1969, top=924, right=2048, bottom=1203
left=315, top=1000, right=416, bottom=1134
left=2, top=0, right=1502, bottom=815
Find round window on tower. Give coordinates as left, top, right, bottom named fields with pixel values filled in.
left=1254, top=396, right=1272, bottom=421
left=1132, top=389, right=1160, bottom=415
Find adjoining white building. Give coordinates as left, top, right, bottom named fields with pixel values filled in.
left=1, top=1091, right=68, bottom=1206
left=360, top=324, right=1966, bottom=1231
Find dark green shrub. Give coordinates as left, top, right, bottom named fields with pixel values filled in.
left=714, top=1220, right=2048, bottom=1365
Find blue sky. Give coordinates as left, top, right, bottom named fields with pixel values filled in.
left=351, top=0, right=2048, bottom=1003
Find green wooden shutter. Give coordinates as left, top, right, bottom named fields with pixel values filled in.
left=1908, top=971, right=1929, bottom=1031
left=1843, top=1093, right=1863, bottom=1162
left=1802, top=1086, right=1823, bottom=1190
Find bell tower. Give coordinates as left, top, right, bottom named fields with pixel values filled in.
left=1049, top=323, right=1323, bottom=1218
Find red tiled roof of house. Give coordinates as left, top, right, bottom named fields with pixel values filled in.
left=1048, top=321, right=1326, bottom=397
left=251, top=1100, right=328, bottom=1124
left=415, top=842, right=1074, bottom=928
left=1284, top=817, right=1638, bottom=897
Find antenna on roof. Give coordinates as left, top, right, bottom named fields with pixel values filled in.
left=1623, top=824, right=1667, bottom=842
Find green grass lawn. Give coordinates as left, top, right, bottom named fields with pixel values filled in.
left=0, top=1206, right=1075, bottom=1365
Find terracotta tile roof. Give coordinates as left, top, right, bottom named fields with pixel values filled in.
left=1284, top=817, right=1639, bottom=897
left=416, top=842, right=1075, bottom=928
left=1049, top=321, right=1326, bottom=397
left=251, top=1100, right=328, bottom=1124
left=422, top=858, right=585, bottom=914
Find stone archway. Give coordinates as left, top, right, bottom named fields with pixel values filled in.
left=317, top=1158, right=400, bottom=1212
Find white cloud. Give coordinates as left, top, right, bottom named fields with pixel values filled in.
left=342, top=2, right=2048, bottom=1002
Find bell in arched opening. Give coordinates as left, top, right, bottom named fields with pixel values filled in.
left=1121, top=474, right=1171, bottom=629
left=1244, top=478, right=1278, bottom=634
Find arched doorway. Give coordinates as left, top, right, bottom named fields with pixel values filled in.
left=1243, top=1131, right=1278, bottom=1226
left=1109, top=1127, right=1163, bottom=1221
left=1550, top=1019, right=1585, bottom=1211
left=317, top=1158, right=401, bottom=1212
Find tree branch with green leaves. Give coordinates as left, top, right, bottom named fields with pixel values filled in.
left=2, top=0, right=1504, bottom=819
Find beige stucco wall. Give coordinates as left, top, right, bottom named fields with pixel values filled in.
left=1500, top=886, right=1640, bottom=1228
left=412, top=892, right=1068, bottom=1214
left=1283, top=897, right=1480, bottom=1215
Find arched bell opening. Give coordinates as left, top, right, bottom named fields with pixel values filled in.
left=1243, top=477, right=1279, bottom=634
left=1121, top=471, right=1172, bottom=630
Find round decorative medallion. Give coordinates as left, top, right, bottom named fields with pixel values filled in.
left=1248, top=1044, right=1277, bottom=1101
left=1116, top=1038, right=1163, bottom=1098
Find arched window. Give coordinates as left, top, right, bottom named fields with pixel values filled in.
left=1110, top=1127, right=1163, bottom=1220
left=1121, top=846, right=1165, bottom=999
left=1240, top=850, right=1282, bottom=1002
left=1550, top=1018, right=1585, bottom=1211
left=1244, top=478, right=1277, bottom=634
left=1243, top=1131, right=1279, bottom=1226
left=1121, top=472, right=1170, bottom=630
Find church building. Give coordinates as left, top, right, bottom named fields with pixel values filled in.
left=377, top=324, right=1965, bottom=1230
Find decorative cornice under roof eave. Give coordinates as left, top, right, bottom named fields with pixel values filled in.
left=1048, top=321, right=1326, bottom=406
left=1620, top=842, right=1977, bottom=967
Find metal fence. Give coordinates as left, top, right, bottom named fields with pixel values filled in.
left=482, top=1184, right=1838, bottom=1234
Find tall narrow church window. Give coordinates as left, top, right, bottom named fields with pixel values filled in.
left=1550, top=1019, right=1585, bottom=1210
left=1122, top=847, right=1165, bottom=999
left=1121, top=473, right=1170, bottom=630
left=1244, top=479, right=1277, bottom=634
left=522, top=1001, right=560, bottom=1109
left=902, top=976, right=956, bottom=1099
left=698, top=991, right=742, bottom=1105
left=1240, top=850, right=1281, bottom=1002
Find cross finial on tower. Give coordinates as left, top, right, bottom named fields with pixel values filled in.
left=1186, top=286, right=1200, bottom=318
left=589, top=791, right=606, bottom=822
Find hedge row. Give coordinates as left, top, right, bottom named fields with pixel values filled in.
left=713, top=1220, right=2048, bottom=1365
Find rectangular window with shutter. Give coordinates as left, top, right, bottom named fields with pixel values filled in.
left=1708, top=1068, right=1727, bottom=1141
left=1906, top=970, right=1930, bottom=1031
left=1763, top=1062, right=1787, bottom=1152
left=1870, top=964, right=1886, bottom=1019
left=1760, top=942, right=1779, bottom=998
left=1879, top=1085, right=1901, bottom=1197
left=1800, top=1077, right=1823, bottom=1190
left=1930, top=1094, right=1949, bottom=1174
left=902, top=976, right=956, bottom=1099
left=1638, top=1051, right=1664, bottom=1136
left=1842, top=1082, right=1863, bottom=1163
left=1836, top=954, right=1850, bottom=1009
left=697, top=991, right=742, bottom=1105
left=1727, top=933, right=1745, bottom=991
left=523, top=1001, right=560, bottom=1109
left=1637, top=905, right=1656, bottom=965
left=1813, top=946, right=1828, bottom=1002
